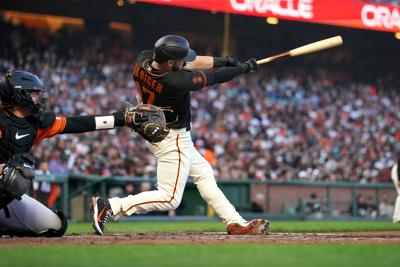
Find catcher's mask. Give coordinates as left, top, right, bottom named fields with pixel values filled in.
left=0, top=70, right=48, bottom=119
left=153, top=35, right=197, bottom=63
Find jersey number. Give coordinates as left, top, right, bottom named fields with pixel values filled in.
left=136, top=81, right=155, bottom=104
left=141, top=86, right=155, bottom=104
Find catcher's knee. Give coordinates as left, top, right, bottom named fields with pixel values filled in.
left=0, top=210, right=67, bottom=237
left=39, top=210, right=68, bottom=237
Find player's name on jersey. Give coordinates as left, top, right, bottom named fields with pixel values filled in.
left=133, top=64, right=164, bottom=93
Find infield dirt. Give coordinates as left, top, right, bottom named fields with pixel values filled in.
left=1, top=232, right=400, bottom=246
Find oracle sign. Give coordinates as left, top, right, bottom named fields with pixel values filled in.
left=361, top=4, right=400, bottom=30
left=137, top=0, right=400, bottom=32
left=229, top=0, right=314, bottom=19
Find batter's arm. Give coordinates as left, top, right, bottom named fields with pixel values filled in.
left=204, top=64, right=250, bottom=86
left=184, top=56, right=213, bottom=71
left=171, top=62, right=251, bottom=92
left=184, top=56, right=239, bottom=71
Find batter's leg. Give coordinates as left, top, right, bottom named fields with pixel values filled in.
left=0, top=194, right=66, bottom=236
left=189, top=145, right=246, bottom=225
left=391, top=163, right=400, bottom=223
left=393, top=195, right=400, bottom=223
left=108, top=131, right=192, bottom=217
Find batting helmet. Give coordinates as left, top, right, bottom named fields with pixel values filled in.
left=153, top=35, right=197, bottom=63
left=0, top=70, right=47, bottom=117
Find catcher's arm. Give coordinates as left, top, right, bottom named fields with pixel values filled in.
left=34, top=112, right=128, bottom=143
left=34, top=106, right=169, bottom=144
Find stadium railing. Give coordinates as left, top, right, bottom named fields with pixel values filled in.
left=35, top=174, right=395, bottom=222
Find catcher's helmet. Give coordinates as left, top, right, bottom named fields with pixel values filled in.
left=153, top=35, right=197, bottom=63
left=0, top=70, right=47, bottom=116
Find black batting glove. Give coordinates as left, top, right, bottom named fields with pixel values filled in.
left=240, top=58, right=258, bottom=73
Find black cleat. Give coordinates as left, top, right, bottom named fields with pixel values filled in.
left=90, top=197, right=112, bottom=236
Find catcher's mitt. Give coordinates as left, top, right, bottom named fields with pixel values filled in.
left=125, top=103, right=170, bottom=143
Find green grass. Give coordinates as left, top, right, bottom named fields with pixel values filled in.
left=1, top=221, right=399, bottom=267
left=1, top=244, right=399, bottom=267
left=67, top=220, right=400, bottom=235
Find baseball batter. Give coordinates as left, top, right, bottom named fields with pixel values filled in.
left=391, top=159, right=400, bottom=223
left=0, top=70, right=160, bottom=236
left=91, top=35, right=269, bottom=235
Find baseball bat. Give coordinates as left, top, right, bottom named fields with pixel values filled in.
left=256, top=36, right=343, bottom=65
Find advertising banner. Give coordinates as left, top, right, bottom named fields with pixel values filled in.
left=137, top=0, right=400, bottom=32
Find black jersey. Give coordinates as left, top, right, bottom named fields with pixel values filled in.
left=0, top=110, right=59, bottom=164
left=0, top=110, right=37, bottom=163
left=133, top=50, right=208, bottom=130
left=0, top=108, right=125, bottom=164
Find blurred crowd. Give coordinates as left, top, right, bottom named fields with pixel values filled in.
left=1, top=21, right=399, bottom=184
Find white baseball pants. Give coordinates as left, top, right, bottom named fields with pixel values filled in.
left=108, top=128, right=246, bottom=225
left=391, top=164, right=400, bottom=223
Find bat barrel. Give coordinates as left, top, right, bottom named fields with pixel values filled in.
left=256, top=36, right=343, bottom=65
left=290, top=36, right=343, bottom=57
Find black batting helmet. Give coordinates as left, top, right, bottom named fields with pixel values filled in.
left=0, top=70, right=47, bottom=117
left=153, top=35, right=197, bottom=63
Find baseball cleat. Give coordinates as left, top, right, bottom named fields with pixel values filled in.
left=226, top=219, right=270, bottom=235
left=90, top=196, right=112, bottom=236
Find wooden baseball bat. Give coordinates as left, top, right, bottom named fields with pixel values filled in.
left=256, top=36, right=343, bottom=65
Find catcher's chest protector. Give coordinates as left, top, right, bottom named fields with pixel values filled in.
left=0, top=110, right=37, bottom=164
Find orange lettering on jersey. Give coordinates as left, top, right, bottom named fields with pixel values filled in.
left=133, top=64, right=139, bottom=78
left=137, top=68, right=164, bottom=94
left=141, top=86, right=155, bottom=104
left=146, top=76, right=152, bottom=87
left=135, top=66, right=166, bottom=103
left=139, top=69, right=145, bottom=81
left=155, top=83, right=163, bottom=93
left=134, top=81, right=143, bottom=98
left=151, top=79, right=157, bottom=89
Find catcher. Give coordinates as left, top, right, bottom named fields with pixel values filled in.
left=0, top=70, right=167, bottom=237
left=91, top=35, right=269, bottom=235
